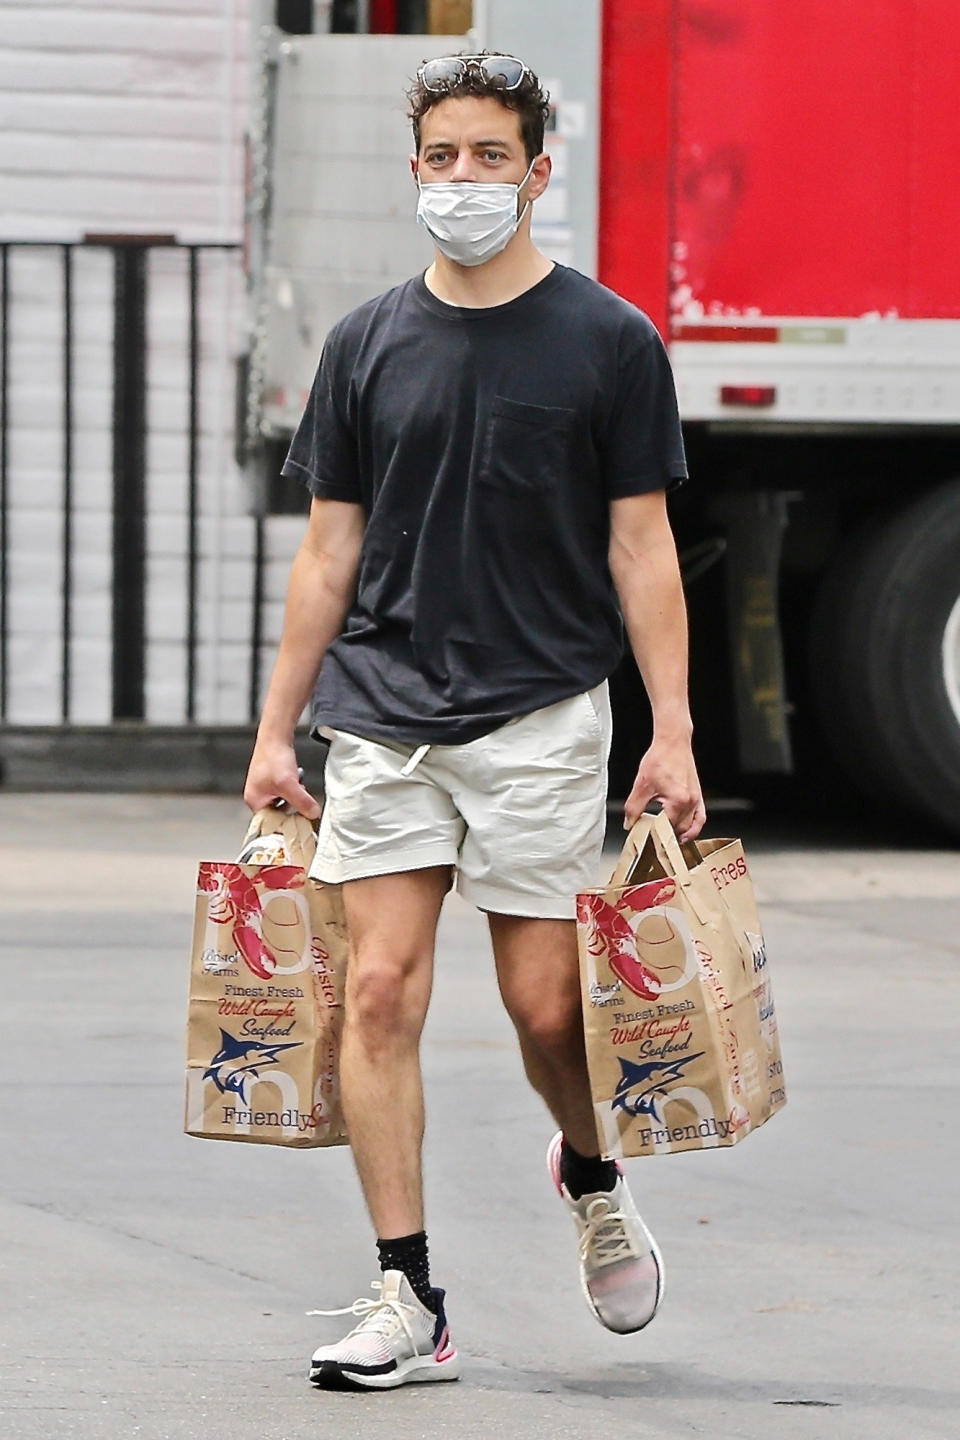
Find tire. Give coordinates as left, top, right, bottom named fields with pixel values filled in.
left=807, top=478, right=960, bottom=837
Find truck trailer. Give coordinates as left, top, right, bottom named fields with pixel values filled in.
left=240, top=0, right=960, bottom=834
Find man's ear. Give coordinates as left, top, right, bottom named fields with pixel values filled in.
left=527, top=153, right=552, bottom=203
left=409, top=154, right=419, bottom=183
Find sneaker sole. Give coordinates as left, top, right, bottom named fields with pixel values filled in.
left=546, top=1131, right=665, bottom=1335
left=310, top=1350, right=460, bottom=1391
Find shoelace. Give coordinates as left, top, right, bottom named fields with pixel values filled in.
left=578, top=1196, right=641, bottom=1268
left=307, top=1282, right=424, bottom=1354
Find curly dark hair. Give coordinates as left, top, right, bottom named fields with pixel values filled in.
left=407, top=52, right=551, bottom=165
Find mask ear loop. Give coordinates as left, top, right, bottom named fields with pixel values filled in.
left=516, top=155, right=538, bottom=224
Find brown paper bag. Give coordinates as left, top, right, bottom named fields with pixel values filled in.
left=184, top=808, right=349, bottom=1149
left=577, top=811, right=785, bottom=1159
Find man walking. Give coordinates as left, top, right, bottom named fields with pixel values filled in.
left=244, top=51, right=705, bottom=1391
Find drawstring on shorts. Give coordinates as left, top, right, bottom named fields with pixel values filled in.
left=400, top=744, right=431, bottom=776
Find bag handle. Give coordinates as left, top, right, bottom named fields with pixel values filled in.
left=608, top=809, right=662, bottom=888
left=611, top=804, right=695, bottom=884
left=612, top=808, right=714, bottom=926
left=242, top=806, right=318, bottom=871
left=648, top=810, right=696, bottom=885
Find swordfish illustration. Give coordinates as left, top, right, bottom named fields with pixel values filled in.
left=203, top=1029, right=301, bottom=1106
left=612, top=1054, right=705, bottom=1125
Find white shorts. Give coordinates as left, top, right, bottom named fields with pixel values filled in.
left=309, top=684, right=612, bottom=920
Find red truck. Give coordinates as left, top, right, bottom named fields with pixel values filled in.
left=600, top=0, right=960, bottom=833
left=244, top=0, right=960, bottom=833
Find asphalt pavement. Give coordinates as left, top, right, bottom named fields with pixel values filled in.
left=1, top=792, right=958, bottom=1440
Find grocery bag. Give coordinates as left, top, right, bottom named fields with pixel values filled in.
left=577, top=810, right=785, bottom=1159
left=184, top=807, right=349, bottom=1148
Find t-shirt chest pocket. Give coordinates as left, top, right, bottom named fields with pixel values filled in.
left=479, top=396, right=577, bottom=494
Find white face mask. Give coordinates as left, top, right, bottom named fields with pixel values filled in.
left=416, top=159, right=536, bottom=267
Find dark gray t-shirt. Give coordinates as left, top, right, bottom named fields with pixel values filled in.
left=282, top=264, right=687, bottom=746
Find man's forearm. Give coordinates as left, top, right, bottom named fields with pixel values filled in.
left=244, top=498, right=363, bottom=815
left=256, top=542, right=357, bottom=743
left=609, top=524, right=693, bottom=739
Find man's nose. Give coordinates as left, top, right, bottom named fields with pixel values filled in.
left=450, top=152, right=476, bottom=182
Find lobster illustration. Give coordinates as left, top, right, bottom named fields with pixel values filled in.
left=197, top=862, right=304, bottom=980
left=577, top=893, right=661, bottom=1001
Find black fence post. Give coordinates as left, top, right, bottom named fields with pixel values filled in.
left=110, top=242, right=148, bottom=720
left=61, top=243, right=74, bottom=722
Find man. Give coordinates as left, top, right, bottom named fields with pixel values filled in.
left=244, top=51, right=705, bottom=1392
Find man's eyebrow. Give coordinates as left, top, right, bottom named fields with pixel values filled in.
left=422, top=137, right=513, bottom=151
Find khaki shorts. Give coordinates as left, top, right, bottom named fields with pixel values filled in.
left=310, top=683, right=612, bottom=919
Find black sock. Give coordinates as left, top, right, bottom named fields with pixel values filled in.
left=376, top=1230, right=436, bottom=1313
left=560, top=1137, right=619, bottom=1201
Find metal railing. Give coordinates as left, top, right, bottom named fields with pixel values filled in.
left=0, top=237, right=274, bottom=728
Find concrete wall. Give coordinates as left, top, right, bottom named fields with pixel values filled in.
left=0, top=0, right=305, bottom=727
left=0, top=0, right=247, bottom=241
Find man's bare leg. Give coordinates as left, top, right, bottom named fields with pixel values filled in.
left=489, top=912, right=663, bottom=1336
left=487, top=914, right=598, bottom=1155
left=339, top=866, right=451, bottom=1238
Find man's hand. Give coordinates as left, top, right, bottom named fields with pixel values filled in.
left=624, top=735, right=706, bottom=841
left=243, top=738, right=321, bottom=820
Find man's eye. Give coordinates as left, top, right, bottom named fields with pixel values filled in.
left=483, top=151, right=505, bottom=162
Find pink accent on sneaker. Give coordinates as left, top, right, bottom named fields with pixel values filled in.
left=587, top=1254, right=660, bottom=1298
left=547, top=1131, right=564, bottom=1195
left=434, top=1327, right=457, bottom=1364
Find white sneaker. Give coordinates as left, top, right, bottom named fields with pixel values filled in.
left=307, top=1270, right=460, bottom=1390
left=547, top=1131, right=665, bottom=1334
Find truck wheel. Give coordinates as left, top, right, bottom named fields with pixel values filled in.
left=808, top=479, right=960, bottom=837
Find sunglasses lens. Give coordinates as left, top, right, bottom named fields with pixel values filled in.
left=480, top=56, right=526, bottom=89
left=419, top=55, right=527, bottom=92
left=419, top=58, right=466, bottom=91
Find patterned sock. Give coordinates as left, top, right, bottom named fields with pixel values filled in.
left=376, top=1230, right=437, bottom=1313
left=560, top=1137, right=619, bottom=1201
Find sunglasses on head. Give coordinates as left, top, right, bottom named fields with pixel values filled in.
left=418, top=54, right=531, bottom=93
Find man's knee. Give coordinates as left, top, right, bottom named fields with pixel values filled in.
left=511, top=992, right=584, bottom=1059
left=346, top=946, right=431, bottom=1041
